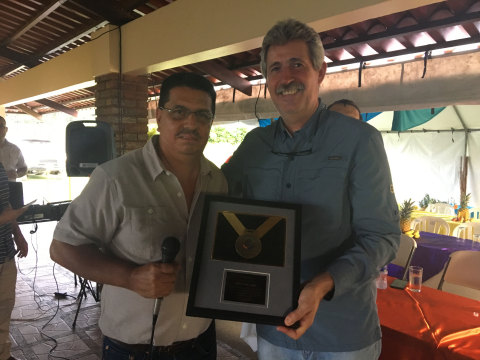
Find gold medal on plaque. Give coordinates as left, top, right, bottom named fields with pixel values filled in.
left=222, top=211, right=282, bottom=259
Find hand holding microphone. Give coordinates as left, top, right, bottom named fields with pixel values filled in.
left=149, top=237, right=180, bottom=356
left=153, top=237, right=181, bottom=316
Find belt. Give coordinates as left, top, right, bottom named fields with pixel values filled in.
left=106, top=337, right=196, bottom=354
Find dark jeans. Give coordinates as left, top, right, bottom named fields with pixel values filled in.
left=102, top=322, right=216, bottom=360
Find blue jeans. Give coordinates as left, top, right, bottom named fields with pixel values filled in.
left=257, top=336, right=381, bottom=360
left=102, top=322, right=216, bottom=360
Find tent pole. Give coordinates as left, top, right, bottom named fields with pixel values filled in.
left=453, top=105, right=469, bottom=202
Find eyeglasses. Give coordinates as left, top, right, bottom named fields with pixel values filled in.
left=159, top=105, right=214, bottom=124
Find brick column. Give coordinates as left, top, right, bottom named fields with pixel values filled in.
left=95, top=73, right=148, bottom=156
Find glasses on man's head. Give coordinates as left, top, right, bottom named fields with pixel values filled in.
left=159, top=105, right=214, bottom=124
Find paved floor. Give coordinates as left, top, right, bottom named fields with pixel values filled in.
left=9, top=222, right=257, bottom=360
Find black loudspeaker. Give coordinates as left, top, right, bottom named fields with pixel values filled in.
left=8, top=181, right=24, bottom=209
left=66, top=120, right=116, bottom=177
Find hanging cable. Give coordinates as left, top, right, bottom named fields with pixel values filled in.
left=254, top=84, right=263, bottom=120
left=358, top=61, right=365, bottom=87
left=421, top=50, right=432, bottom=79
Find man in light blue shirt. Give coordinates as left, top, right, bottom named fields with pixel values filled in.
left=222, top=19, right=400, bottom=360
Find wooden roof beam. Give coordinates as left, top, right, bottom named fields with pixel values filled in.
left=36, top=98, right=78, bottom=117
left=15, top=105, right=42, bottom=120
left=0, top=47, right=39, bottom=66
left=193, top=60, right=253, bottom=96
left=71, top=0, right=143, bottom=25
left=0, top=0, right=67, bottom=47
left=0, top=20, right=108, bottom=78
left=324, top=10, right=480, bottom=51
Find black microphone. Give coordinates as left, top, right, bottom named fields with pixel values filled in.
left=153, top=237, right=181, bottom=316
left=149, top=237, right=180, bottom=357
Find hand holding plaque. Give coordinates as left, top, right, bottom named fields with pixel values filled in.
left=187, top=195, right=301, bottom=326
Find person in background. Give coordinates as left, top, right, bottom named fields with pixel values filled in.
left=0, top=162, right=29, bottom=360
left=327, top=99, right=362, bottom=120
left=0, top=117, right=27, bottom=181
left=222, top=19, right=400, bottom=360
left=50, top=72, right=227, bottom=360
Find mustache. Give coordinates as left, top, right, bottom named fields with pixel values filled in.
left=176, top=128, right=201, bottom=139
left=276, top=82, right=305, bottom=94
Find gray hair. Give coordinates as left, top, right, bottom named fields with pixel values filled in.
left=260, top=19, right=325, bottom=78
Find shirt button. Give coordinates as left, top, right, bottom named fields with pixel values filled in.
left=177, top=192, right=182, bottom=197
left=147, top=208, right=154, bottom=214
left=286, top=183, right=292, bottom=188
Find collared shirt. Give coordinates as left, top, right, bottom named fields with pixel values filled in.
left=222, top=102, right=400, bottom=352
left=0, top=139, right=27, bottom=180
left=0, top=162, right=14, bottom=264
left=54, top=135, right=227, bottom=345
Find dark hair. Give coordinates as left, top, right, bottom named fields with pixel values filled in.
left=260, top=19, right=325, bottom=77
left=0, top=116, right=4, bottom=123
left=158, top=72, right=216, bottom=115
left=327, top=99, right=362, bottom=120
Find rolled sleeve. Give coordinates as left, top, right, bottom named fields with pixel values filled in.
left=54, top=166, right=120, bottom=248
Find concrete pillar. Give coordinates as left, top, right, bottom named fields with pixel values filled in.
left=95, top=73, right=148, bottom=155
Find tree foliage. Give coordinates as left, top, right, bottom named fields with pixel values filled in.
left=147, top=125, right=249, bottom=145
left=208, top=126, right=248, bottom=145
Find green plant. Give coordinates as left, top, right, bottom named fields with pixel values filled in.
left=419, top=194, right=438, bottom=209
left=208, top=126, right=248, bottom=145
left=146, top=124, right=249, bottom=144
left=147, top=126, right=158, bottom=139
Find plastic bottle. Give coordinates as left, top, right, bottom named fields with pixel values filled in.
left=376, top=266, right=388, bottom=289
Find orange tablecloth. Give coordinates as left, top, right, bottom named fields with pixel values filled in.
left=377, top=277, right=480, bottom=360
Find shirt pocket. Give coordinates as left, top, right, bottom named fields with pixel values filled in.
left=244, top=167, right=282, bottom=201
left=121, top=206, right=183, bottom=263
left=296, top=161, right=349, bottom=230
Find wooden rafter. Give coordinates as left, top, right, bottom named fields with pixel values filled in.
left=0, top=20, right=106, bottom=77
left=36, top=99, right=78, bottom=117
left=0, top=0, right=67, bottom=47
left=15, top=105, right=42, bottom=120
left=71, top=0, right=144, bottom=25
left=193, top=61, right=253, bottom=96
left=324, top=10, right=480, bottom=52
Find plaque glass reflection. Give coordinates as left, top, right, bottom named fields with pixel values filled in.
left=187, top=195, right=301, bottom=326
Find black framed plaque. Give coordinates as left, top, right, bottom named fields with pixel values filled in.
left=186, top=195, right=301, bottom=326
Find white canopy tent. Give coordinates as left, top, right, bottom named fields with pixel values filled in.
left=361, top=105, right=480, bottom=207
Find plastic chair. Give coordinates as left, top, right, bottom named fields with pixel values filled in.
left=469, top=207, right=480, bottom=220
left=437, top=251, right=480, bottom=300
left=428, top=202, right=456, bottom=216
left=390, top=234, right=417, bottom=280
left=410, top=216, right=450, bottom=235
left=451, top=222, right=480, bottom=240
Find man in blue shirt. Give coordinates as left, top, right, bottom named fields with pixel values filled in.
left=222, top=19, right=400, bottom=359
